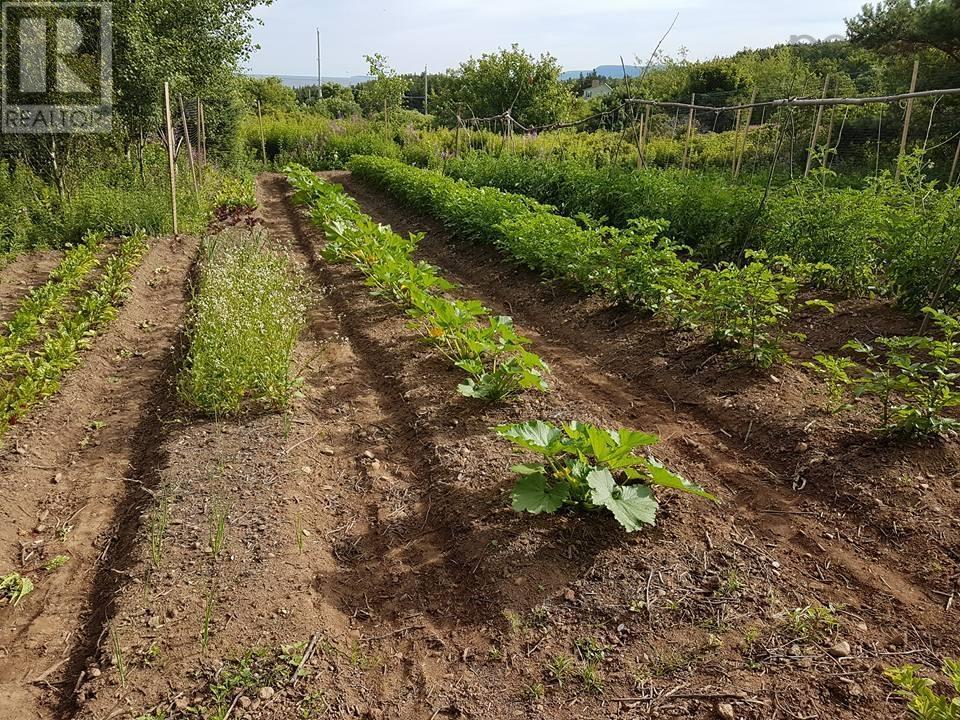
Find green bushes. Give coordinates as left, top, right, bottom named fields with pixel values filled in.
left=444, top=150, right=960, bottom=311
left=285, top=163, right=549, bottom=401
left=179, top=231, right=306, bottom=415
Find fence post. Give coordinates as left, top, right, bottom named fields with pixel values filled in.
left=804, top=75, right=830, bottom=177
left=681, top=93, right=695, bottom=171
left=895, top=58, right=920, bottom=180
left=178, top=94, right=199, bottom=196
left=163, top=82, right=178, bottom=236
left=257, top=99, right=268, bottom=165
left=731, top=106, right=743, bottom=177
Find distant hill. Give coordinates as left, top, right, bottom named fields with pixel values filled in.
left=560, top=65, right=644, bottom=81
left=253, top=65, right=645, bottom=89
left=249, top=74, right=373, bottom=88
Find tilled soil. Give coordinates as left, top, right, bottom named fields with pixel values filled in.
left=0, top=236, right=197, bottom=717
left=0, top=250, right=63, bottom=326
left=3, top=174, right=957, bottom=720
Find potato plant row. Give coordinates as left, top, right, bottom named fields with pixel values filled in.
left=349, top=155, right=832, bottom=368
left=0, top=232, right=149, bottom=436
left=349, top=156, right=960, bottom=438
left=285, top=164, right=550, bottom=401
left=442, top=151, right=960, bottom=311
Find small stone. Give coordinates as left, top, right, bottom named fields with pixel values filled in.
left=317, top=445, right=335, bottom=456
left=828, top=640, right=852, bottom=658
left=716, top=702, right=736, bottom=720
left=795, top=442, right=809, bottom=452
left=88, top=667, right=102, bottom=678
left=301, top=466, right=312, bottom=475
left=174, top=697, right=190, bottom=710
left=563, top=589, right=576, bottom=602
left=363, top=450, right=375, bottom=459
left=52, top=472, right=63, bottom=484
left=258, top=686, right=275, bottom=700
left=239, top=696, right=252, bottom=709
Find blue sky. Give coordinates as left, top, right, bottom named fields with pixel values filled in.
left=248, top=0, right=868, bottom=77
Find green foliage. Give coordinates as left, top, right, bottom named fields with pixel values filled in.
left=688, top=252, right=835, bottom=367
left=848, top=0, right=960, bottom=64
left=455, top=44, right=573, bottom=127
left=0, top=233, right=149, bottom=436
left=885, top=658, right=960, bottom=720
left=358, top=54, right=408, bottom=120
left=239, top=75, right=298, bottom=114
left=495, top=420, right=714, bottom=532
left=179, top=230, right=306, bottom=414
left=0, top=572, right=34, bottom=606
left=286, top=164, right=549, bottom=402
left=811, top=308, right=960, bottom=436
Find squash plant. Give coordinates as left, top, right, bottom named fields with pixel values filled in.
left=496, top=420, right=714, bottom=532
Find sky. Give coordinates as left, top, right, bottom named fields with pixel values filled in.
left=247, top=0, right=869, bottom=78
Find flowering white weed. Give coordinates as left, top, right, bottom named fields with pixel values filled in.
left=179, top=230, right=306, bottom=414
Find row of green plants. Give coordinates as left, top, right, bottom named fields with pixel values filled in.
left=0, top=232, right=149, bottom=436
left=178, top=230, right=307, bottom=415
left=285, top=164, right=711, bottom=531
left=350, top=155, right=960, bottom=437
left=442, top=150, right=960, bottom=310
left=285, top=163, right=549, bottom=401
left=349, top=155, right=832, bottom=368
left=0, top=233, right=103, bottom=368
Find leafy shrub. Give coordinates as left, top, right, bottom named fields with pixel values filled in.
left=496, top=420, right=714, bottom=531
left=179, top=230, right=306, bottom=414
left=885, top=659, right=960, bottom=720
left=808, top=308, right=960, bottom=437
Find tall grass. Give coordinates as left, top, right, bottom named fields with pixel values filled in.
left=179, top=230, right=306, bottom=414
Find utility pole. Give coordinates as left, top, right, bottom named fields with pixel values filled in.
left=424, top=65, right=428, bottom=115
left=316, top=29, right=322, bottom=99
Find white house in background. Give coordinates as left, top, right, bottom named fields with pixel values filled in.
left=583, top=79, right=614, bottom=100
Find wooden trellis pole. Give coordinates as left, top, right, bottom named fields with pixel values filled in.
left=950, top=133, right=960, bottom=185
left=163, top=82, right=178, bottom=236
left=178, top=95, right=199, bottom=196
left=804, top=75, right=830, bottom=177
left=257, top=99, right=268, bottom=165
left=734, top=89, right=757, bottom=178
left=896, top=58, right=920, bottom=180
left=681, top=93, right=695, bottom=171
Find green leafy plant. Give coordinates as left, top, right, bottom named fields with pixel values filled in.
left=812, top=308, right=960, bottom=436
left=495, top=420, right=714, bottom=532
left=885, top=659, right=960, bottom=720
left=0, top=572, right=34, bottom=606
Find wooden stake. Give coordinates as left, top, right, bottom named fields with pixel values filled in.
left=178, top=94, right=199, bottom=196
left=950, top=133, right=960, bottom=186
left=163, top=82, right=178, bottom=236
left=637, top=114, right=646, bottom=168
left=257, top=99, right=268, bottom=165
left=804, top=75, right=830, bottom=177
left=731, top=107, right=743, bottom=176
left=681, top=93, right=695, bottom=171
left=734, top=89, right=757, bottom=178
left=896, top=58, right=920, bottom=180
left=454, top=113, right=462, bottom=157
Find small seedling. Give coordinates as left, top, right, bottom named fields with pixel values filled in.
left=43, top=555, right=70, bottom=572
left=545, top=655, right=572, bottom=686
left=112, top=627, right=126, bottom=687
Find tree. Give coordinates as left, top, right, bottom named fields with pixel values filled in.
left=239, top=76, right=297, bottom=114
left=455, top=45, right=572, bottom=128
left=847, top=0, right=960, bottom=64
left=358, top=54, right=408, bottom=121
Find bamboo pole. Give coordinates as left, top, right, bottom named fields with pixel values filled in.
left=257, top=99, right=268, bottom=165
left=163, top=82, right=178, bottom=236
left=896, top=58, right=920, bottom=180
left=681, top=93, right=695, bottom=171
left=178, top=94, right=199, bottom=196
left=731, top=107, right=743, bottom=177
left=804, top=75, right=830, bottom=177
